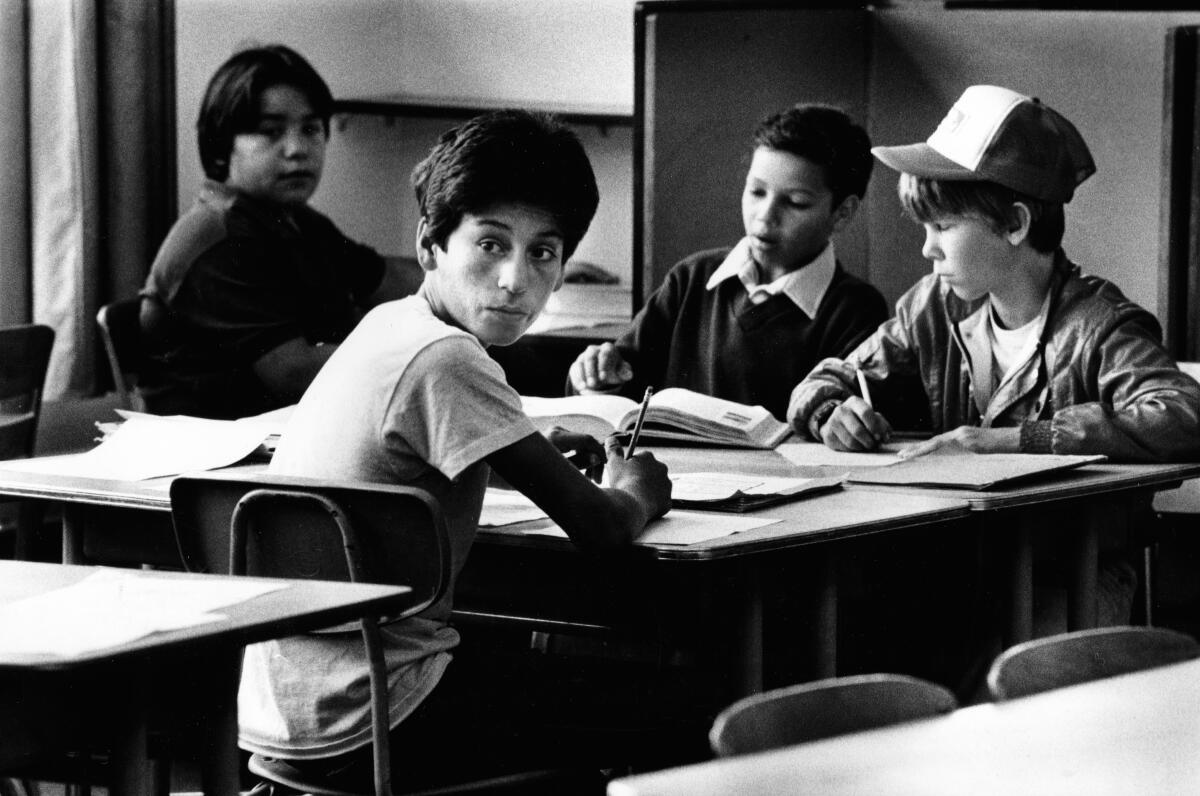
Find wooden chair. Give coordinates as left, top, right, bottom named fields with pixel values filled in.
left=987, top=625, right=1200, bottom=701
left=171, top=472, right=596, bottom=796
left=708, top=674, right=958, bottom=758
left=95, top=297, right=145, bottom=411
left=0, top=324, right=54, bottom=560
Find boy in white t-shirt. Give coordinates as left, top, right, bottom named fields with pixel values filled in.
left=238, top=110, right=672, bottom=791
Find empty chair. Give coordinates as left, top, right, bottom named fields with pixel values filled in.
left=95, top=297, right=145, bottom=411
left=987, top=625, right=1200, bottom=701
left=0, top=324, right=54, bottom=461
left=708, top=673, right=958, bottom=758
left=0, top=323, right=54, bottom=560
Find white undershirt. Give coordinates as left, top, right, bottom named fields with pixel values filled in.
left=988, top=294, right=1049, bottom=383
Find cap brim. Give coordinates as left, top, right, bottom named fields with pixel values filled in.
left=871, top=143, right=976, bottom=180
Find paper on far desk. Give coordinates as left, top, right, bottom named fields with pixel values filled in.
left=479, top=488, right=551, bottom=527
left=517, top=509, right=780, bottom=545
left=0, top=569, right=286, bottom=657
left=480, top=488, right=780, bottom=543
left=776, top=441, right=909, bottom=468
left=0, top=413, right=272, bottom=480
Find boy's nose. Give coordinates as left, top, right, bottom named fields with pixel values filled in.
left=282, top=129, right=312, bottom=158
left=496, top=258, right=530, bottom=293
left=921, top=230, right=940, bottom=260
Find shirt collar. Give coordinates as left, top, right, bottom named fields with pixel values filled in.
left=706, top=238, right=836, bottom=318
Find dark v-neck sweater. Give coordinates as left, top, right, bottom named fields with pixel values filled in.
left=614, top=247, right=888, bottom=421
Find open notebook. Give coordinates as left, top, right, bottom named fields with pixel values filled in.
left=845, top=453, right=1106, bottom=490
left=522, top=388, right=791, bottom=449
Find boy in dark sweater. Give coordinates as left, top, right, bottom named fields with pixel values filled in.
left=568, top=103, right=888, bottom=421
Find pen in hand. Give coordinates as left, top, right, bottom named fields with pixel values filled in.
left=625, top=386, right=655, bottom=460
left=855, top=367, right=874, bottom=410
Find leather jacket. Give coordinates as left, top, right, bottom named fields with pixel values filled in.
left=788, top=251, right=1200, bottom=462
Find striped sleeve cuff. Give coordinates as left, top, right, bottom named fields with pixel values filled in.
left=1019, top=420, right=1053, bottom=453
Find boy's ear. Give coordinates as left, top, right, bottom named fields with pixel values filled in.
left=1006, top=202, right=1033, bottom=246
left=830, top=195, right=860, bottom=234
left=415, top=218, right=438, bottom=271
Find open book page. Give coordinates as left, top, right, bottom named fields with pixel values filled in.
left=522, top=389, right=791, bottom=449
left=521, top=394, right=638, bottom=439
left=642, top=389, right=791, bottom=448
left=846, top=452, right=1107, bottom=489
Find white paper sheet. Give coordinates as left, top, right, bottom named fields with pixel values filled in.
left=669, top=472, right=822, bottom=501
left=518, top=509, right=780, bottom=545
left=0, top=413, right=272, bottom=480
left=775, top=441, right=909, bottom=468
left=0, top=569, right=287, bottom=657
left=479, top=488, right=552, bottom=527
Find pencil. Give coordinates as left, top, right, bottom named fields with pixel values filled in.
left=856, top=367, right=873, bottom=409
left=625, top=386, right=654, bottom=460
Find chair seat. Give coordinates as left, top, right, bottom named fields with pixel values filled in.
left=248, top=753, right=602, bottom=796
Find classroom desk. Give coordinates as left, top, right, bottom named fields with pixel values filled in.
left=0, top=454, right=970, bottom=696
left=607, top=656, right=1200, bottom=795
left=651, top=448, right=1200, bottom=644
left=0, top=559, right=413, bottom=796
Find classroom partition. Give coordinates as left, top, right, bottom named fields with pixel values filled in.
left=636, top=2, right=1200, bottom=346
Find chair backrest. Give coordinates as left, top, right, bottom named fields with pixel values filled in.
left=708, top=673, right=958, bottom=757
left=95, top=297, right=144, bottom=410
left=0, top=324, right=55, bottom=461
left=987, top=625, right=1200, bottom=701
left=169, top=471, right=452, bottom=623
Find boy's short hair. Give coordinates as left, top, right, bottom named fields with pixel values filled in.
left=197, top=45, right=334, bottom=182
left=752, top=104, right=873, bottom=206
left=412, top=110, right=599, bottom=260
left=897, top=174, right=1065, bottom=254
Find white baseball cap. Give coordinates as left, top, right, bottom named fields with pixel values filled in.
left=872, top=85, right=1096, bottom=203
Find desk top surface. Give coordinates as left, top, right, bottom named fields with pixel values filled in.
left=652, top=446, right=1200, bottom=510
left=610, top=657, right=1200, bottom=796
left=1, top=447, right=1193, bottom=560
left=0, top=560, right=412, bottom=672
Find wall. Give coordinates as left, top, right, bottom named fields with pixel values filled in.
left=639, top=6, right=870, bottom=300
left=174, top=0, right=639, bottom=280
left=869, top=9, right=1200, bottom=315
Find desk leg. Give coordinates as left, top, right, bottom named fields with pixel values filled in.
left=109, top=689, right=153, bottom=796
left=1069, top=522, right=1100, bottom=631
left=730, top=566, right=763, bottom=697
left=812, top=550, right=838, bottom=679
left=61, top=505, right=85, bottom=565
left=195, top=649, right=243, bottom=796
left=1007, top=526, right=1033, bottom=646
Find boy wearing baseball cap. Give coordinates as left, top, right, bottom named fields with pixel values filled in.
left=788, top=84, right=1200, bottom=462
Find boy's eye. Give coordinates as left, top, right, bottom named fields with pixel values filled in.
left=301, top=121, right=325, bottom=137
left=256, top=124, right=285, bottom=138
left=478, top=239, right=505, bottom=254
left=530, top=246, right=561, bottom=263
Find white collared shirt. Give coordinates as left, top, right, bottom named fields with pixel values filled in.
left=704, top=238, right=836, bottom=318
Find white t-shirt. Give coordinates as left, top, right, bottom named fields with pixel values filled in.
left=238, top=295, right=536, bottom=759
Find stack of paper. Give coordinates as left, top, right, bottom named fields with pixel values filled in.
left=0, top=570, right=286, bottom=657
left=669, top=472, right=843, bottom=512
